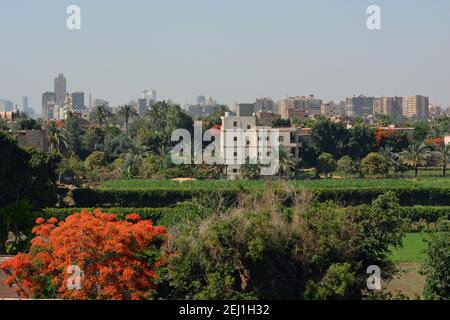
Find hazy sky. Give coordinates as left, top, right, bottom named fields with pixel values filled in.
left=1, top=0, right=449, bottom=112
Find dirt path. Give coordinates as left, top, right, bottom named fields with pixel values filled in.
left=386, top=262, right=425, bottom=299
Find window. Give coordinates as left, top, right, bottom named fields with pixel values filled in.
left=246, top=140, right=250, bottom=145
left=233, top=169, right=238, bottom=173
left=279, top=136, right=284, bottom=142
left=247, top=125, right=251, bottom=129
left=234, top=136, right=238, bottom=142
left=234, top=152, right=238, bottom=157
left=266, top=136, right=270, bottom=141
left=233, top=121, right=238, bottom=127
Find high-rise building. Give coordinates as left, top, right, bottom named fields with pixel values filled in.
left=54, top=74, right=67, bottom=106
left=0, top=99, right=14, bottom=112
left=373, top=97, right=403, bottom=118
left=236, top=103, right=255, bottom=117
left=278, top=95, right=322, bottom=119
left=22, top=96, right=29, bottom=112
left=254, top=97, right=275, bottom=113
left=320, top=101, right=346, bottom=118
left=71, top=92, right=85, bottom=110
left=42, top=91, right=56, bottom=120
left=402, top=95, right=429, bottom=120
left=196, top=95, right=206, bottom=105
left=93, top=98, right=110, bottom=108
left=346, top=95, right=374, bottom=118
left=142, top=89, right=157, bottom=106
left=138, top=98, right=148, bottom=116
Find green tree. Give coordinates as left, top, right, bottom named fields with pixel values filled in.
left=432, top=143, right=450, bottom=176
left=400, top=143, right=432, bottom=178
left=378, top=146, right=401, bottom=173
left=0, top=132, right=60, bottom=253
left=337, top=156, right=358, bottom=176
left=47, top=122, right=69, bottom=155
left=316, top=153, right=337, bottom=177
left=118, top=104, right=138, bottom=136
left=278, top=147, right=296, bottom=179
left=84, top=151, right=107, bottom=171
left=91, top=105, right=110, bottom=127
left=413, top=122, right=430, bottom=142
left=63, top=115, right=87, bottom=158
left=421, top=233, right=450, bottom=300
left=240, top=163, right=261, bottom=180
left=361, top=152, right=389, bottom=176
left=164, top=190, right=404, bottom=300
left=310, top=119, right=350, bottom=158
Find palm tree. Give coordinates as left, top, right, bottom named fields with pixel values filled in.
left=47, top=122, right=69, bottom=155
left=378, top=146, right=401, bottom=172
left=433, top=143, right=450, bottom=176
left=278, top=147, right=296, bottom=179
left=400, top=143, right=432, bottom=178
left=240, top=163, right=261, bottom=180
left=118, top=105, right=138, bottom=136
left=124, top=143, right=149, bottom=176
left=92, top=105, right=109, bottom=127
left=207, top=164, right=227, bottom=179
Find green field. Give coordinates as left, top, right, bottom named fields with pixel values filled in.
left=99, top=176, right=450, bottom=190
left=390, top=233, right=433, bottom=263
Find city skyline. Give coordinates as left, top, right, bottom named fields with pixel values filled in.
left=1, top=0, right=450, bottom=110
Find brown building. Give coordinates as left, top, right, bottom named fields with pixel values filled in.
left=15, top=130, right=49, bottom=152
left=373, top=97, right=403, bottom=118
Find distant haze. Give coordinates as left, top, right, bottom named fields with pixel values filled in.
left=1, top=0, right=449, bottom=111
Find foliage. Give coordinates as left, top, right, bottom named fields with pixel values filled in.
left=421, top=233, right=450, bottom=300
left=374, top=129, right=409, bottom=153
left=316, top=153, right=337, bottom=176
left=310, top=119, right=350, bottom=159
left=337, top=156, right=358, bottom=176
left=84, top=151, right=107, bottom=171
left=164, top=190, right=404, bottom=300
left=400, top=143, right=432, bottom=178
left=361, top=152, right=389, bottom=176
left=1, top=209, right=168, bottom=300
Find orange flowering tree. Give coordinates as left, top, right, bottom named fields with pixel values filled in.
left=1, top=209, right=168, bottom=300
left=374, top=129, right=409, bottom=152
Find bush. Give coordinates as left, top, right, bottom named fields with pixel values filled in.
left=421, top=233, right=450, bottom=300
left=164, top=190, right=404, bottom=300
left=337, top=156, right=358, bottom=176
left=361, top=153, right=389, bottom=176
left=84, top=151, right=107, bottom=171
left=1, top=209, right=168, bottom=300
left=71, top=188, right=240, bottom=208
left=316, top=153, right=337, bottom=177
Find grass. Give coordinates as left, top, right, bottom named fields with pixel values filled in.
left=390, top=233, right=432, bottom=263
left=99, top=176, right=450, bottom=190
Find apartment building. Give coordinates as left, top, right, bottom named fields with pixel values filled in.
left=373, top=97, right=403, bottom=118
left=220, top=113, right=302, bottom=179
left=278, top=95, right=322, bottom=119
left=402, top=95, right=429, bottom=120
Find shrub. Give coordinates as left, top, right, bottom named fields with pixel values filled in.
left=337, top=156, right=358, bottom=176
left=421, top=233, right=450, bottom=300
left=164, top=190, right=404, bottom=300
left=361, top=153, right=389, bottom=176
left=316, top=153, right=337, bottom=177
left=84, top=151, right=107, bottom=171
left=1, top=209, right=168, bottom=300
